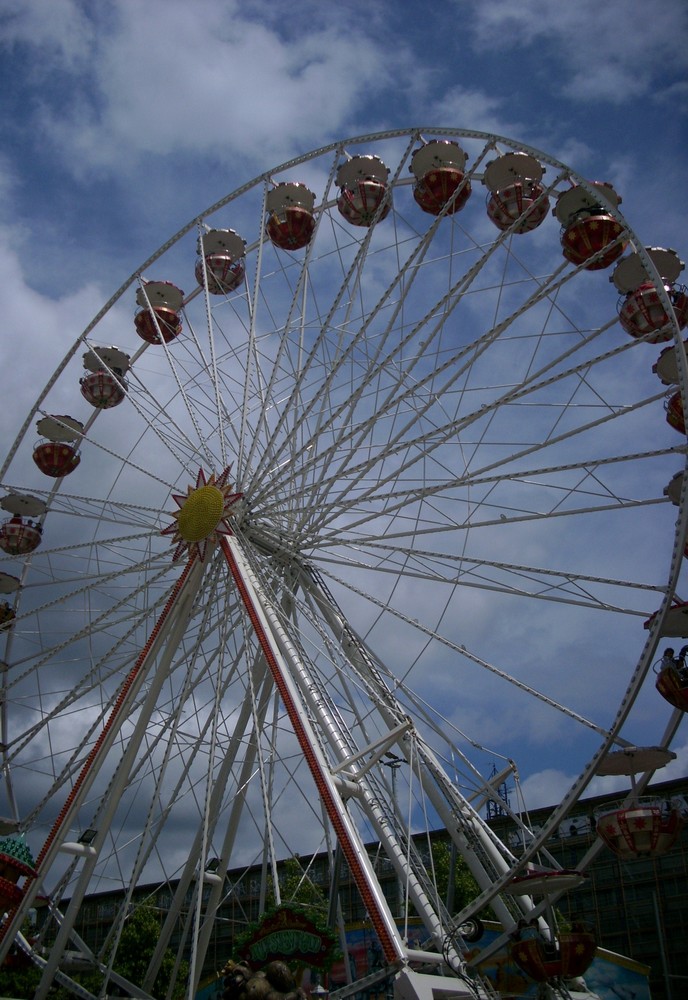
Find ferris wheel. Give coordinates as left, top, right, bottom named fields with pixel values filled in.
left=1, top=127, right=687, bottom=1000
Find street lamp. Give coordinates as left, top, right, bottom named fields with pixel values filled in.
left=203, top=857, right=223, bottom=885
left=382, top=754, right=406, bottom=918
left=60, top=829, right=98, bottom=857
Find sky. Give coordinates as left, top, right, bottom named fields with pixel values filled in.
left=1, top=0, right=688, bottom=899
left=1, top=0, right=686, bottom=430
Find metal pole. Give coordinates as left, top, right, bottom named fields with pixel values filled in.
left=653, top=889, right=672, bottom=1000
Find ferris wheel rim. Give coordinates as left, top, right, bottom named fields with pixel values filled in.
left=1, top=126, right=686, bottom=998
left=0, top=124, right=643, bottom=487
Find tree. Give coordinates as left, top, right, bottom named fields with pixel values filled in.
left=46, top=904, right=188, bottom=1000
left=113, top=903, right=188, bottom=999
left=430, top=838, right=489, bottom=916
left=267, top=856, right=328, bottom=915
left=0, top=957, right=42, bottom=998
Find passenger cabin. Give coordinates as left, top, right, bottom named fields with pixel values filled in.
left=483, top=151, right=549, bottom=233
left=135, top=281, right=184, bottom=344
left=554, top=182, right=625, bottom=270
left=80, top=345, right=130, bottom=408
left=612, top=248, right=688, bottom=341
left=195, top=230, right=246, bottom=295
left=410, top=140, right=471, bottom=216
left=265, top=183, right=316, bottom=250
left=336, top=155, right=391, bottom=227
left=32, top=415, right=83, bottom=477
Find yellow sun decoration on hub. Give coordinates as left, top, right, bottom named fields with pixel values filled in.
left=162, top=467, right=242, bottom=561
left=177, top=485, right=225, bottom=542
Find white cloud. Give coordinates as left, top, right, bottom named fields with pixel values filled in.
left=415, top=85, right=596, bottom=175
left=519, top=767, right=576, bottom=810
left=658, top=739, right=688, bottom=784
left=4, top=0, right=407, bottom=177
left=462, top=0, right=688, bottom=104
left=0, top=228, right=108, bottom=452
left=519, top=739, right=688, bottom=812
left=0, top=0, right=96, bottom=68
left=422, top=87, right=523, bottom=140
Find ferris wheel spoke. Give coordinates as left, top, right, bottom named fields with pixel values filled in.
left=4, top=128, right=686, bottom=997
left=4, top=487, right=165, bottom=527
left=18, top=559, right=202, bottom=994
left=315, top=543, right=654, bottom=617
left=457, top=444, right=686, bottom=491
left=155, top=318, right=245, bottom=459
left=307, top=387, right=668, bottom=546
left=254, top=201, right=552, bottom=514
left=15, top=566, right=209, bottom=822
left=144, top=647, right=288, bottom=990
left=309, top=355, right=636, bottom=534
left=460, top=391, right=667, bottom=484
left=250, top=169, right=505, bottom=494
left=136, top=280, right=219, bottom=472
left=93, top=679, right=195, bottom=935
left=286, top=239, right=450, bottom=519
left=312, top=563, right=618, bottom=743
left=239, top=199, right=290, bottom=477
left=7, top=558, right=173, bottom=713
left=242, top=155, right=345, bottom=479
left=250, top=203, right=394, bottom=488
left=335, top=540, right=666, bottom=597
left=287, top=267, right=603, bottom=532
left=315, top=492, right=667, bottom=554
left=308, top=444, right=682, bottom=539
left=89, top=352, right=204, bottom=477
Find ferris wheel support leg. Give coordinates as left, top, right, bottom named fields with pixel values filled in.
left=296, top=568, right=518, bottom=964
left=300, top=569, right=527, bottom=931
left=30, top=558, right=204, bottom=1000
left=220, top=536, right=407, bottom=967
left=0, top=558, right=201, bottom=969
left=225, top=550, right=472, bottom=979
left=144, top=650, right=277, bottom=996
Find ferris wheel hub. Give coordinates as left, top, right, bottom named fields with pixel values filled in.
left=162, top=467, right=243, bottom=560
left=177, top=485, right=225, bottom=542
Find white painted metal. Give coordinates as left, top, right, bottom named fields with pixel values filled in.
left=0, top=129, right=685, bottom=1000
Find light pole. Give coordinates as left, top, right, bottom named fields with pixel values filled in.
left=382, top=754, right=405, bottom=919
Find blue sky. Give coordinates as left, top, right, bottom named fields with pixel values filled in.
left=1, top=0, right=686, bottom=390
left=1, top=0, right=688, bottom=841
left=1, top=0, right=686, bottom=295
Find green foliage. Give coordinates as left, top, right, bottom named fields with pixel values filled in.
left=233, top=859, right=338, bottom=972
left=267, top=856, right=328, bottom=915
left=113, top=903, right=188, bottom=999
left=430, top=838, right=491, bottom=917
left=41, top=904, right=188, bottom=1000
left=0, top=958, right=42, bottom=998
left=0, top=917, right=44, bottom=998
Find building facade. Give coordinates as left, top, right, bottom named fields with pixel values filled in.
left=33, top=776, right=688, bottom=999
left=488, top=776, right=688, bottom=1000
